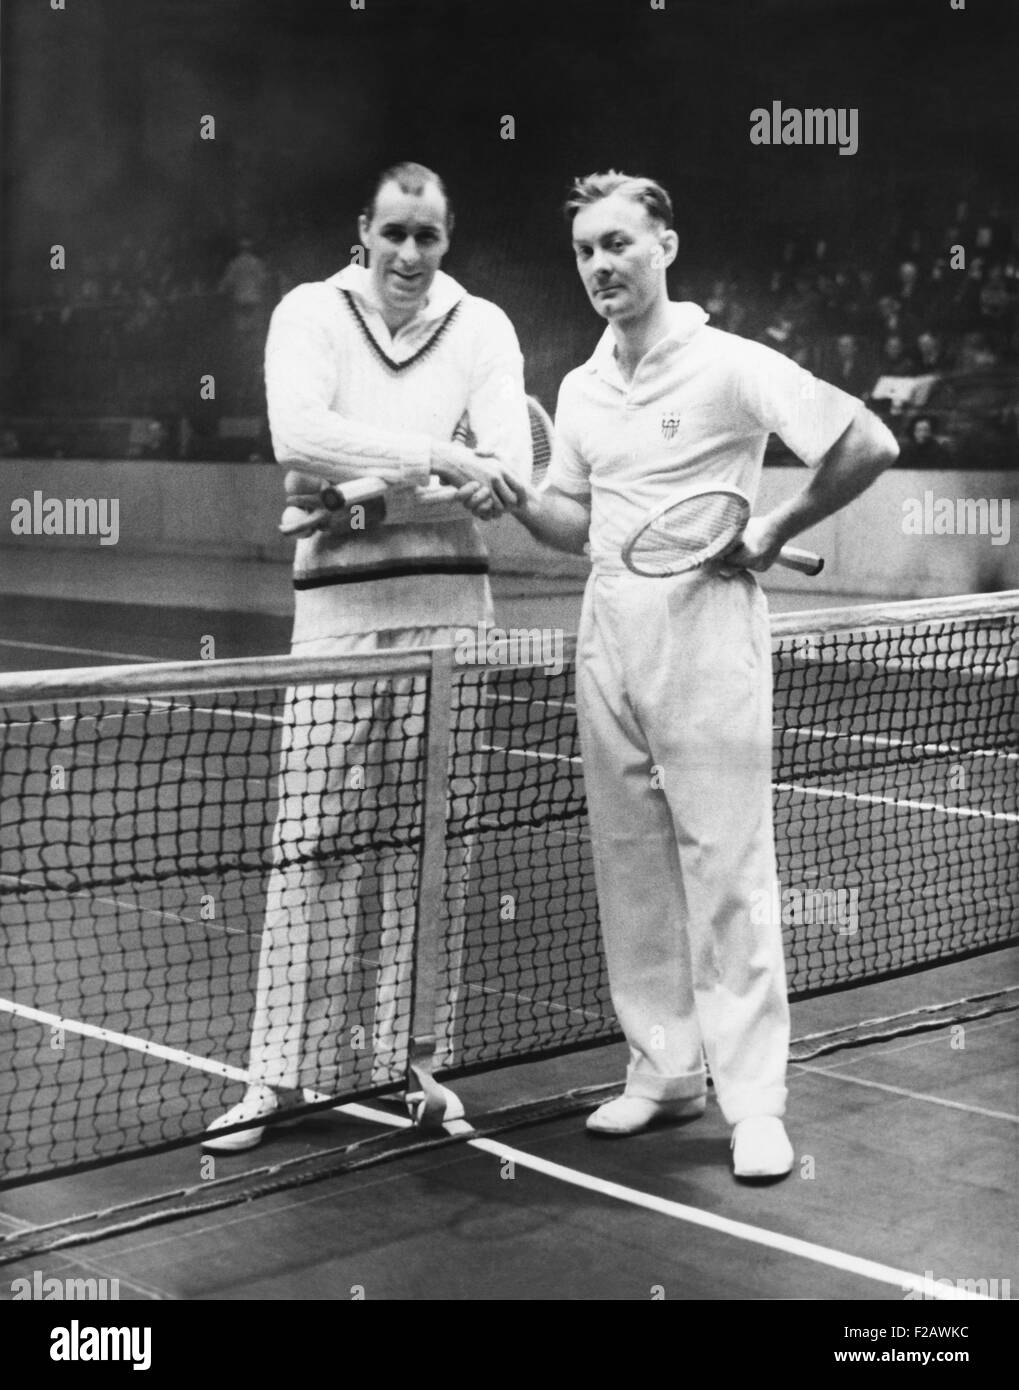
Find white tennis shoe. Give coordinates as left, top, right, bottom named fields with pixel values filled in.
left=731, top=1116, right=794, bottom=1179
left=586, top=1094, right=706, bottom=1135
left=202, top=1086, right=290, bottom=1153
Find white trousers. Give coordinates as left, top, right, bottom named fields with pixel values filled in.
left=247, top=627, right=476, bottom=1093
left=575, top=568, right=789, bottom=1125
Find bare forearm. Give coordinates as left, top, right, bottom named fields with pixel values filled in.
left=767, top=408, right=899, bottom=543
left=513, top=488, right=591, bottom=555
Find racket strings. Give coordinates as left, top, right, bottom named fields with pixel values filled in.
left=632, top=491, right=747, bottom=573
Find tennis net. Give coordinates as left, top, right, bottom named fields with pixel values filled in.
left=1, top=592, right=1016, bottom=1185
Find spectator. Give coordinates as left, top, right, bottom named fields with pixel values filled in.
left=953, top=256, right=987, bottom=327
left=704, top=278, right=734, bottom=330
left=839, top=267, right=879, bottom=336
left=878, top=333, right=918, bottom=376
left=896, top=260, right=927, bottom=319
left=957, top=331, right=999, bottom=371
left=218, top=236, right=274, bottom=335
left=822, top=332, right=877, bottom=398
left=758, top=311, right=800, bottom=358
left=218, top=236, right=275, bottom=411
left=979, top=263, right=1015, bottom=329
left=916, top=330, right=952, bottom=373
left=877, top=294, right=906, bottom=338
left=898, top=415, right=953, bottom=468
left=780, top=271, right=822, bottom=330
left=924, top=258, right=959, bottom=330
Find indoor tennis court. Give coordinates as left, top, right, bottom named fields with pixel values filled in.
left=1, top=588, right=1015, bottom=1310
left=2, top=0, right=1017, bottom=1360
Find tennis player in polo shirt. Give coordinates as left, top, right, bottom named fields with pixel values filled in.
left=204, top=161, right=530, bottom=1152
left=485, top=171, right=898, bottom=1179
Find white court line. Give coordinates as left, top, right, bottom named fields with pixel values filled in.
left=0, top=871, right=249, bottom=936
left=127, top=697, right=284, bottom=727
left=0, top=1000, right=398, bottom=1129
left=480, top=741, right=581, bottom=765
left=0, top=1000, right=253, bottom=1081
left=485, top=693, right=576, bottom=713
left=1, top=698, right=283, bottom=731
left=3, top=1000, right=996, bottom=1299
left=792, top=1064, right=1019, bottom=1124
left=0, top=639, right=157, bottom=663
left=485, top=742, right=1019, bottom=823
left=780, top=724, right=1019, bottom=762
left=776, top=781, right=1018, bottom=824
left=456, top=1137, right=990, bottom=1301
left=486, top=697, right=1017, bottom=765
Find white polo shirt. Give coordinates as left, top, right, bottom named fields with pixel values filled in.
left=548, top=302, right=859, bottom=568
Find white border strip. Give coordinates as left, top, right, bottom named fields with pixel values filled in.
left=793, top=1063, right=1019, bottom=1123
left=776, top=781, right=1019, bottom=824
left=464, top=1138, right=991, bottom=1300
left=0, top=1000, right=251, bottom=1082
left=0, top=999, right=402, bottom=1129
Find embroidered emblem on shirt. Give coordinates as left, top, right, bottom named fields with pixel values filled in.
left=660, top=411, right=682, bottom=440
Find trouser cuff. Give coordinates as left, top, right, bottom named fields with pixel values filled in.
left=624, top=1069, right=707, bottom=1103
left=718, top=1084, right=787, bottom=1127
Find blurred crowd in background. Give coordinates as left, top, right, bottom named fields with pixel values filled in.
left=2, top=192, right=1017, bottom=466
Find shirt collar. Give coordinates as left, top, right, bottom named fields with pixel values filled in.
left=586, top=301, right=710, bottom=383
left=326, top=264, right=465, bottom=325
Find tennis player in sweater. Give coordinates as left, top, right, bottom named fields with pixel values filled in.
left=204, top=162, right=530, bottom=1151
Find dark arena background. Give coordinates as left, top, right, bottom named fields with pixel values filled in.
left=0, top=0, right=1017, bottom=1350
left=2, top=0, right=1017, bottom=468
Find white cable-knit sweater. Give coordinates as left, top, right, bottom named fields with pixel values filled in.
left=265, top=265, right=531, bottom=640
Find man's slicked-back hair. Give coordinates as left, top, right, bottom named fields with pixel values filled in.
left=564, top=170, right=674, bottom=230
left=363, top=161, right=453, bottom=229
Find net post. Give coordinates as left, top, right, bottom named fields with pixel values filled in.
left=405, top=646, right=458, bottom=1129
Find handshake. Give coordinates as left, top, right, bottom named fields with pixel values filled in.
left=279, top=441, right=532, bottom=538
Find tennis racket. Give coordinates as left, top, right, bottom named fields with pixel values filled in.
left=279, top=398, right=549, bottom=536
left=620, top=484, right=824, bottom=578
left=278, top=475, right=459, bottom=537
left=526, top=395, right=554, bottom=486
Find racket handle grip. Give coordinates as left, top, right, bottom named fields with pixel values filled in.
left=279, top=504, right=329, bottom=537
left=321, top=478, right=389, bottom=509
left=777, top=545, right=825, bottom=576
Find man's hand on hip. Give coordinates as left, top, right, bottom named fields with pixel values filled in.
left=716, top=515, right=787, bottom=577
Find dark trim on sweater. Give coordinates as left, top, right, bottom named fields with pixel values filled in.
left=294, top=557, right=490, bottom=589
left=339, top=290, right=463, bottom=372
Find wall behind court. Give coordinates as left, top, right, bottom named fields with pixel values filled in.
left=1, top=462, right=1015, bottom=607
